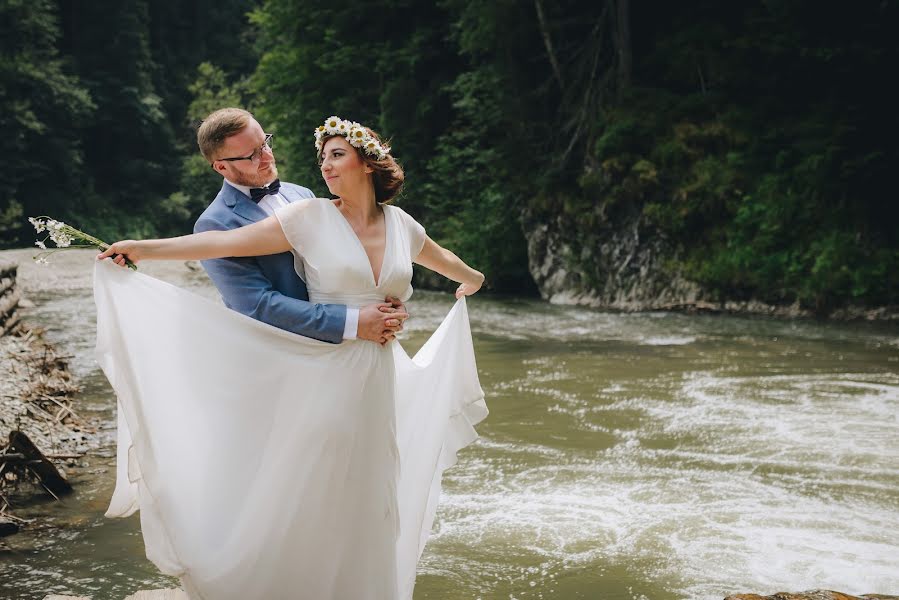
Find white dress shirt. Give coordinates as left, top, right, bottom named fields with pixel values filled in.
left=223, top=178, right=359, bottom=340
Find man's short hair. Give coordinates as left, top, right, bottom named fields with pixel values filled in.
left=197, top=108, right=253, bottom=163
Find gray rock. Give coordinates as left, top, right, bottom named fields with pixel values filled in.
left=723, top=589, right=898, bottom=600
left=523, top=201, right=702, bottom=311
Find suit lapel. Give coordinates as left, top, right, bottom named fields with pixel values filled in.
left=219, top=182, right=265, bottom=223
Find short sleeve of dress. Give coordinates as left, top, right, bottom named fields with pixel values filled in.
left=274, top=197, right=317, bottom=255
left=394, top=205, right=427, bottom=259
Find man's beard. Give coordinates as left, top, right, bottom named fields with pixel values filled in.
left=229, top=164, right=278, bottom=187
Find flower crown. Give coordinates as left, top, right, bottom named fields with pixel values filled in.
left=314, top=116, right=391, bottom=160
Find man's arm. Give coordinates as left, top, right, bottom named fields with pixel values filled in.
left=193, top=217, right=408, bottom=344
left=195, top=216, right=347, bottom=343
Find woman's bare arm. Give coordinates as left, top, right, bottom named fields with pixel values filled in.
left=414, top=237, right=485, bottom=298
left=98, top=216, right=291, bottom=265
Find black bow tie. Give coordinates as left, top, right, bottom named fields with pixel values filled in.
left=249, top=179, right=281, bottom=202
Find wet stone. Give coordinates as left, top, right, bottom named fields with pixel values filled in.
left=724, top=590, right=899, bottom=600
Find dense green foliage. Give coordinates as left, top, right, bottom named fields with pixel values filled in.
left=0, top=0, right=94, bottom=239
left=1, top=0, right=257, bottom=242
left=588, top=2, right=899, bottom=309
left=1, top=0, right=896, bottom=310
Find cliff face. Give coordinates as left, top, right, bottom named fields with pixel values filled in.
left=521, top=203, right=899, bottom=320
left=523, top=201, right=703, bottom=311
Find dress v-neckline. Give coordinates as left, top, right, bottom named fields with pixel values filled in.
left=328, top=199, right=390, bottom=287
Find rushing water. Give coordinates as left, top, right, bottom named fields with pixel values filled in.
left=1, top=248, right=897, bottom=600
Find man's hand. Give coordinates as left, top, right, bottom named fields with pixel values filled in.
left=383, top=297, right=407, bottom=317
left=357, top=298, right=410, bottom=345
left=380, top=297, right=409, bottom=344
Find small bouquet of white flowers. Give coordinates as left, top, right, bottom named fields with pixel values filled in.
left=29, top=216, right=136, bottom=270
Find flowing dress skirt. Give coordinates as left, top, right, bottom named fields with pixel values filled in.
left=94, top=260, right=487, bottom=599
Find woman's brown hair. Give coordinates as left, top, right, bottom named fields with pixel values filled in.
left=320, top=128, right=404, bottom=203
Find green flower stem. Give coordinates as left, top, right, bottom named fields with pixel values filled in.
left=30, top=216, right=138, bottom=270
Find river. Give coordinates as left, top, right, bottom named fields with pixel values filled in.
left=1, top=248, right=897, bottom=600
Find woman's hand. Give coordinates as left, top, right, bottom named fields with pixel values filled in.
left=455, top=273, right=484, bottom=299
left=97, top=240, right=144, bottom=267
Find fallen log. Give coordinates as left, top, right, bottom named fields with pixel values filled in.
left=0, top=515, right=19, bottom=537
left=0, top=453, right=42, bottom=465
left=6, top=431, right=72, bottom=497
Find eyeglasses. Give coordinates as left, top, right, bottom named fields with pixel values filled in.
left=217, top=134, right=274, bottom=164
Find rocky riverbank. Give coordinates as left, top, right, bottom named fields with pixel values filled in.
left=522, top=207, right=899, bottom=321
left=0, top=324, right=88, bottom=458
left=0, top=259, right=101, bottom=535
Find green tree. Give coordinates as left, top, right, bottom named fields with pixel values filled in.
left=57, top=0, right=175, bottom=239
left=591, top=1, right=899, bottom=310
left=158, top=62, right=252, bottom=236
left=0, top=0, right=93, bottom=246
left=249, top=1, right=456, bottom=195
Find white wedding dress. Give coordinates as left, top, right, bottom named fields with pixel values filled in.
left=94, top=198, right=487, bottom=600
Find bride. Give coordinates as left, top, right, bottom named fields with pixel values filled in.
left=95, top=117, right=488, bottom=599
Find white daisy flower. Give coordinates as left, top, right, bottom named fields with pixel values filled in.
left=347, top=127, right=367, bottom=147
left=50, top=231, right=73, bottom=247
left=314, top=116, right=394, bottom=159
left=35, top=240, right=46, bottom=249
left=324, top=116, right=342, bottom=135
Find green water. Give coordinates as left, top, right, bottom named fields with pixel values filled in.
left=1, top=249, right=897, bottom=600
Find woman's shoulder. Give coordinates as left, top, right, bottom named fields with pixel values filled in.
left=275, top=196, right=332, bottom=225
left=385, top=203, right=426, bottom=251
left=281, top=196, right=332, bottom=211
left=295, top=196, right=333, bottom=206
left=384, top=203, right=419, bottom=223
left=312, top=197, right=344, bottom=212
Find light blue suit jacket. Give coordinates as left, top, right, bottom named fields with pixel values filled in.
left=194, top=181, right=347, bottom=343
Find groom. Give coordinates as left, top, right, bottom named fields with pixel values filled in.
left=194, top=107, right=407, bottom=344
